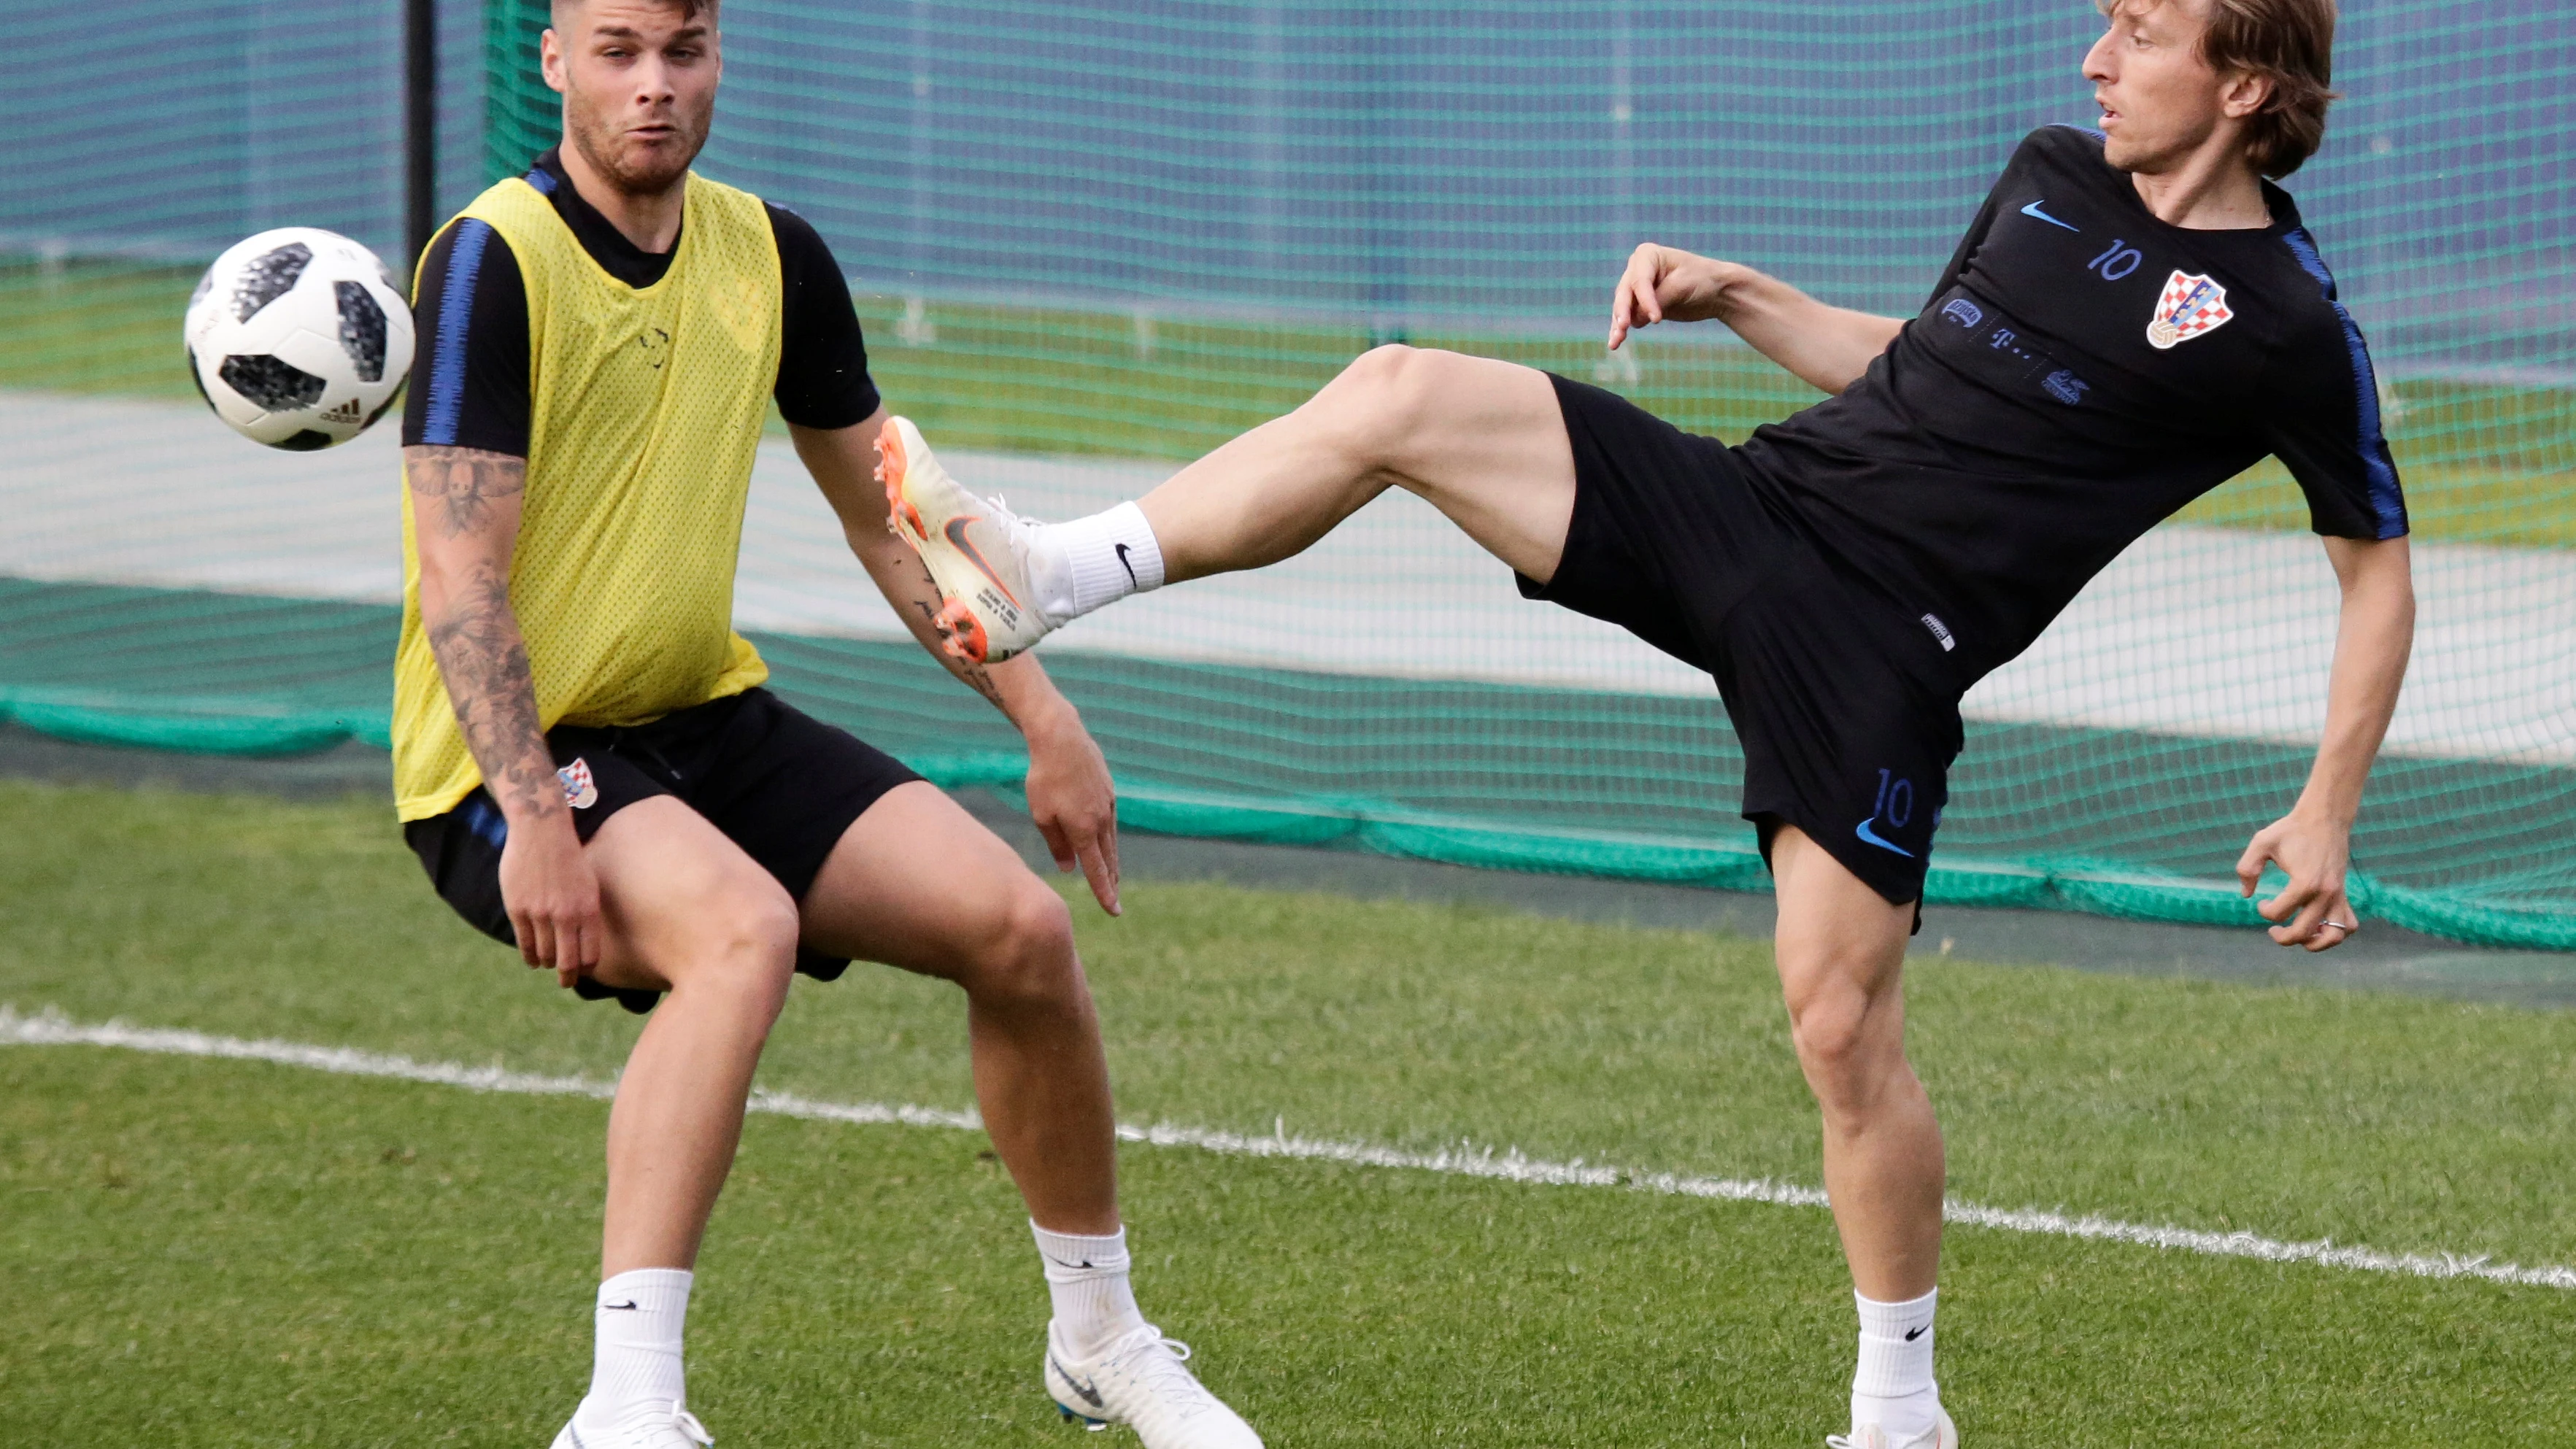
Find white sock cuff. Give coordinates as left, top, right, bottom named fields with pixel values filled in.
left=1052, top=502, right=1165, bottom=618
left=582, top=1268, right=693, bottom=1431
left=599, top=1267, right=694, bottom=1314
left=1032, top=1221, right=1131, bottom=1281
left=1852, top=1286, right=1937, bottom=1399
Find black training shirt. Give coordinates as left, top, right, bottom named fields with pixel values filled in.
left=1733, top=125, right=2405, bottom=679
left=403, top=148, right=879, bottom=455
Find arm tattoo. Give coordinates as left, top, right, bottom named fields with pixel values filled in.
left=410, top=444, right=552, bottom=817
left=408, top=445, right=526, bottom=539
left=425, top=561, right=561, bottom=821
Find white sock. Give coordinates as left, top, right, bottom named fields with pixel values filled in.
left=1851, top=1287, right=1940, bottom=1440
left=1028, top=502, right=1165, bottom=625
left=1032, top=1221, right=1148, bottom=1359
left=573, top=1267, right=693, bottom=1431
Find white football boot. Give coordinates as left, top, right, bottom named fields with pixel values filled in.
left=1827, top=1405, right=1958, bottom=1449
left=876, top=414, right=1063, bottom=665
left=1044, top=1320, right=1262, bottom=1448
left=547, top=1401, right=714, bottom=1449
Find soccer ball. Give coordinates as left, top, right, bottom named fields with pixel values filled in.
left=183, top=228, right=415, bottom=451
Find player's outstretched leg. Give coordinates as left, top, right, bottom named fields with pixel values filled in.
left=1772, top=827, right=1956, bottom=1449
left=552, top=799, right=804, bottom=1449
left=798, top=782, right=1262, bottom=1448
left=879, top=344, right=1578, bottom=662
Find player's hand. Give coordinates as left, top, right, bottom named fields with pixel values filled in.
left=1023, top=703, right=1122, bottom=916
left=2236, top=807, right=2359, bottom=951
left=498, top=809, right=605, bottom=985
left=1608, top=244, right=1730, bottom=350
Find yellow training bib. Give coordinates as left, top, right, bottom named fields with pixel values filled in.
left=392, top=171, right=783, bottom=822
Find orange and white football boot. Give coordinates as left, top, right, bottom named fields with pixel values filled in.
left=876, top=414, right=1060, bottom=664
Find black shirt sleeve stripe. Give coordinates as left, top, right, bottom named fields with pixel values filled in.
left=401, top=217, right=533, bottom=457
left=2274, top=228, right=2408, bottom=539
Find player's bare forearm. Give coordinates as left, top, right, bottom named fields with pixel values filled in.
left=872, top=545, right=1017, bottom=714
left=1705, top=264, right=1906, bottom=394
left=2301, top=535, right=2415, bottom=826
left=793, top=417, right=1097, bottom=735
left=406, top=445, right=561, bottom=828
left=1608, top=244, right=1903, bottom=395
left=791, top=413, right=1016, bottom=713
left=792, top=415, right=1124, bottom=909
left=2236, top=534, right=2413, bottom=948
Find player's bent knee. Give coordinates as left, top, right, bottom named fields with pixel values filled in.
left=996, top=881, right=1080, bottom=989
left=960, top=879, right=1083, bottom=1011
left=676, top=886, right=801, bottom=1019
left=1784, top=989, right=1894, bottom=1110
left=1319, top=344, right=1440, bottom=459
left=1788, top=995, right=1867, bottom=1070
left=1336, top=341, right=1419, bottom=390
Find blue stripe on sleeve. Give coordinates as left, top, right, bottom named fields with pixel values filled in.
left=2280, top=228, right=2407, bottom=539
left=420, top=220, right=495, bottom=447
left=522, top=165, right=558, bottom=197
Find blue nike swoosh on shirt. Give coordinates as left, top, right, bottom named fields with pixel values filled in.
left=2019, top=199, right=2079, bottom=231
left=1855, top=819, right=1916, bottom=857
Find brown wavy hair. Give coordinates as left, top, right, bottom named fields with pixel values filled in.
left=2105, top=0, right=2341, bottom=177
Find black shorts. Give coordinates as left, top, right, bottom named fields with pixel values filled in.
left=403, top=687, right=924, bottom=1012
left=1522, top=374, right=1965, bottom=909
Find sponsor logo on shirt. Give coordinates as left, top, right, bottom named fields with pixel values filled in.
left=2147, top=270, right=2233, bottom=349
left=558, top=757, right=601, bottom=810
left=1935, top=291, right=2092, bottom=409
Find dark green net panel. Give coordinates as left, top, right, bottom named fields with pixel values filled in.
left=2, top=1, right=2571, bottom=947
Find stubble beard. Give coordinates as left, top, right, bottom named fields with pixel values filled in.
left=565, top=94, right=710, bottom=198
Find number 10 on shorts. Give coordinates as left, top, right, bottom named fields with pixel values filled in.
left=1874, top=768, right=1915, bottom=829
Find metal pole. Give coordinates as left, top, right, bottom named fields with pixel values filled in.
left=405, top=0, right=438, bottom=271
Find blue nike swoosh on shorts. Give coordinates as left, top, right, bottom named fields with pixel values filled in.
left=1855, top=818, right=1916, bottom=857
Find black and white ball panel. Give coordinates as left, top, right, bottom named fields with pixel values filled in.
left=333, top=281, right=389, bottom=382
left=230, top=242, right=312, bottom=323
left=217, top=352, right=328, bottom=411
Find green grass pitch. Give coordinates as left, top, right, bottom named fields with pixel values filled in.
left=4, top=778, right=2575, bottom=1445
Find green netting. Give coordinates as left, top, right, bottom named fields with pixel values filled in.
left=4, top=2, right=2572, bottom=949
left=482, top=0, right=555, bottom=186
left=4, top=574, right=2567, bottom=948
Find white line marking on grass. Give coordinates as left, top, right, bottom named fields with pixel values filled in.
left=8, top=1005, right=2570, bottom=1291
